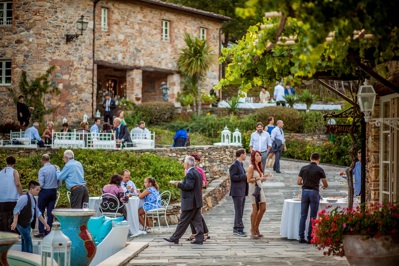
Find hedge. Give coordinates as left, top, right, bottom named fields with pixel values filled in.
left=0, top=149, right=183, bottom=207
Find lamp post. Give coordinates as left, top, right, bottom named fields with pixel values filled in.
left=357, top=80, right=377, bottom=204
left=65, top=15, right=89, bottom=44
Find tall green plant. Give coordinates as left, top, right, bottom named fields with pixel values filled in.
left=9, top=66, right=59, bottom=123
left=178, top=34, right=213, bottom=115
left=298, top=89, right=317, bottom=112
left=225, top=96, right=240, bottom=115
left=283, top=94, right=297, bottom=108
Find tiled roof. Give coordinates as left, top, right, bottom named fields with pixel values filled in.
left=135, top=0, right=230, bottom=21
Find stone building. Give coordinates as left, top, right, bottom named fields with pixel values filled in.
left=0, top=0, right=228, bottom=123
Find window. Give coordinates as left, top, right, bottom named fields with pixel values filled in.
left=0, top=2, right=12, bottom=26
left=101, top=7, right=108, bottom=31
left=162, top=20, right=170, bottom=41
left=0, top=60, right=12, bottom=85
left=200, top=27, right=207, bottom=40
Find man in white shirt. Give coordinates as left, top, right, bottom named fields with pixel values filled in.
left=273, top=82, right=286, bottom=107
left=131, top=121, right=151, bottom=139
left=249, top=122, right=272, bottom=172
left=120, top=170, right=138, bottom=196
left=270, top=120, right=287, bottom=173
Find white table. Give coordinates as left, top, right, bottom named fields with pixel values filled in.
left=89, top=196, right=146, bottom=236
left=280, top=198, right=355, bottom=240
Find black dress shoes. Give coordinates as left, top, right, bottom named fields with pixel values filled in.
left=163, top=238, right=179, bottom=244
left=34, top=233, right=45, bottom=238
left=190, top=240, right=203, bottom=245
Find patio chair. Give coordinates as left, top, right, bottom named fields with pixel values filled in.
left=98, top=193, right=124, bottom=218
left=144, top=190, right=171, bottom=232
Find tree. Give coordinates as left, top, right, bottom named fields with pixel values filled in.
left=8, top=66, right=59, bottom=123
left=178, top=34, right=213, bottom=115
left=163, top=0, right=264, bottom=43
left=217, top=0, right=399, bottom=92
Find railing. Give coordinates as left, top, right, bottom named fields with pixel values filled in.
left=8, top=130, right=35, bottom=146
left=130, top=131, right=155, bottom=149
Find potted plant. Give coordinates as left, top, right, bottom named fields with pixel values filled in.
left=298, top=89, right=317, bottom=112
left=283, top=94, right=297, bottom=108
left=201, top=93, right=217, bottom=106
left=312, top=202, right=399, bottom=265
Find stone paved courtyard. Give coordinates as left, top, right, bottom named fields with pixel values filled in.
left=127, top=158, right=350, bottom=266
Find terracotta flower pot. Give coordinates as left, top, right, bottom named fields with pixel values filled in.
left=343, top=234, right=399, bottom=266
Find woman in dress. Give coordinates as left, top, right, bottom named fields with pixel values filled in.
left=101, top=174, right=128, bottom=218
left=247, top=150, right=271, bottom=239
left=42, top=121, right=54, bottom=145
left=266, top=116, right=276, bottom=168
left=117, top=110, right=127, bottom=126
left=186, top=154, right=210, bottom=241
left=138, top=177, right=161, bottom=228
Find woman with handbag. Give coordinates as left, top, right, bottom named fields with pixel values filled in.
left=247, top=150, right=272, bottom=239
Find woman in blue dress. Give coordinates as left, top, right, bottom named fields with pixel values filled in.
left=265, top=116, right=276, bottom=168
left=138, top=177, right=161, bottom=228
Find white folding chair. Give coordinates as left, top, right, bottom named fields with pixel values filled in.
left=98, top=193, right=123, bottom=218
left=144, top=190, right=171, bottom=232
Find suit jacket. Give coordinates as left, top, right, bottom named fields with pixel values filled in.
left=115, top=125, right=132, bottom=143
left=102, top=98, right=116, bottom=115
left=229, top=160, right=248, bottom=197
left=178, top=168, right=203, bottom=212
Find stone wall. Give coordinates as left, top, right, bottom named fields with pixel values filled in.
left=0, top=0, right=225, bottom=124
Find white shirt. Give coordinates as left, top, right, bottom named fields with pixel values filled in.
left=249, top=131, right=272, bottom=152
left=273, top=84, right=285, bottom=102
left=271, top=127, right=285, bottom=143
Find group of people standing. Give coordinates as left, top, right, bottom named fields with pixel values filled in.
left=258, top=82, right=296, bottom=106
left=0, top=150, right=88, bottom=253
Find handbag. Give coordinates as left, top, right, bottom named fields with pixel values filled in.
left=252, top=182, right=261, bottom=198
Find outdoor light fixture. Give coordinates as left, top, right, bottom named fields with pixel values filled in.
left=65, top=15, right=89, bottom=44
left=357, top=80, right=376, bottom=122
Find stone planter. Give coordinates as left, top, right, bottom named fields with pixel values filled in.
left=0, top=232, right=19, bottom=266
left=343, top=234, right=399, bottom=266
left=52, top=208, right=96, bottom=266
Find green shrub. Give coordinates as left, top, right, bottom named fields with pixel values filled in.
left=0, top=149, right=183, bottom=207
left=298, top=89, right=317, bottom=111
left=300, top=111, right=325, bottom=134
left=284, top=134, right=356, bottom=166
left=254, top=106, right=303, bottom=132
left=129, top=101, right=175, bottom=125
left=283, top=94, right=297, bottom=108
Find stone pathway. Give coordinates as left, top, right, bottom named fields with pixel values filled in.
left=127, top=159, right=349, bottom=266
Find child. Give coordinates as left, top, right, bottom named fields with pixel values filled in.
left=11, top=180, right=50, bottom=253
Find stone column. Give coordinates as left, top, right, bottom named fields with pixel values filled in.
left=167, top=73, right=181, bottom=106
left=126, top=69, right=142, bottom=103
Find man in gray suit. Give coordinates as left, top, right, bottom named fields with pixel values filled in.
left=229, top=148, right=248, bottom=237
left=164, top=156, right=204, bottom=244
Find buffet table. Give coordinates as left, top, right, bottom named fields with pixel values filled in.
left=280, top=198, right=356, bottom=240
left=89, top=196, right=146, bottom=236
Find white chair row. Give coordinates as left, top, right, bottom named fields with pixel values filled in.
left=6, top=130, right=36, bottom=147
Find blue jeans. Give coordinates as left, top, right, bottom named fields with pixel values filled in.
left=299, top=189, right=320, bottom=240
left=17, top=224, right=33, bottom=253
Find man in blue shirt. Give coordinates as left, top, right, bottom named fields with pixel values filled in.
left=56, top=150, right=88, bottom=208
left=34, top=154, right=61, bottom=238
left=24, top=122, right=44, bottom=147
left=340, top=149, right=362, bottom=196
left=270, top=120, right=287, bottom=173
left=284, top=82, right=296, bottom=96
left=90, top=118, right=101, bottom=134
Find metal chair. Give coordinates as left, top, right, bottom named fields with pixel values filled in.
left=98, top=193, right=124, bottom=218
left=143, top=190, right=171, bottom=232
left=66, top=191, right=71, bottom=204
left=54, top=191, right=61, bottom=207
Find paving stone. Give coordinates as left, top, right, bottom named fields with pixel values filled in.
left=126, top=159, right=348, bottom=266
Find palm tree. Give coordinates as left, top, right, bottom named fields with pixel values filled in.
left=178, top=34, right=213, bottom=115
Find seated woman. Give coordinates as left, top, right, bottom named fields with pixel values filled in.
left=117, top=110, right=127, bottom=126
left=138, top=177, right=161, bottom=229
left=102, top=174, right=128, bottom=219
left=77, top=121, right=90, bottom=146
left=42, top=121, right=54, bottom=145
left=61, top=122, right=72, bottom=139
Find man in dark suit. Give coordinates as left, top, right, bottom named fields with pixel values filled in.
left=164, top=155, right=204, bottom=244
left=102, top=93, right=116, bottom=124
left=16, top=95, right=31, bottom=128
left=229, top=148, right=248, bottom=237
left=113, top=118, right=132, bottom=148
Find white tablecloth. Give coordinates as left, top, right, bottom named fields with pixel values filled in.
left=89, top=196, right=146, bottom=236
left=280, top=198, right=355, bottom=240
